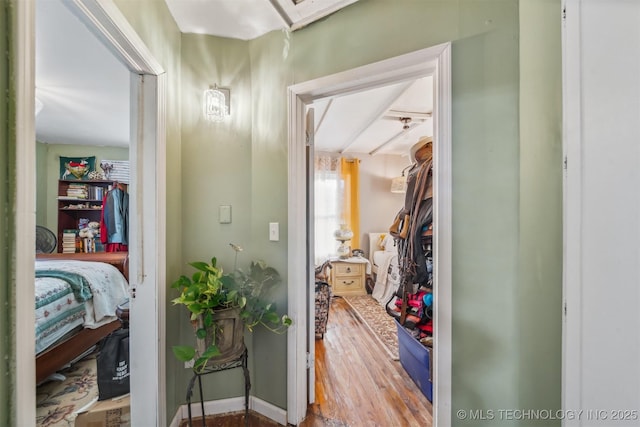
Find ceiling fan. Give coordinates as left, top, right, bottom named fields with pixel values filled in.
left=368, top=116, right=428, bottom=155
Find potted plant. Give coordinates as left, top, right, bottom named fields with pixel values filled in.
left=170, top=250, right=292, bottom=373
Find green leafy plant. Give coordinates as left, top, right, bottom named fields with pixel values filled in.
left=171, top=255, right=292, bottom=373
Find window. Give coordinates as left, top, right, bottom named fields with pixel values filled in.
left=314, top=156, right=343, bottom=265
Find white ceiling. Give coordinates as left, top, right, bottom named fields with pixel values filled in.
left=312, top=77, right=433, bottom=156
left=164, top=0, right=284, bottom=40
left=164, top=0, right=360, bottom=39
left=35, top=0, right=130, bottom=147
left=35, top=0, right=433, bottom=156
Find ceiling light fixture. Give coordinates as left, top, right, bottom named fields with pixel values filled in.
left=203, top=85, right=230, bottom=122
left=400, top=117, right=412, bottom=131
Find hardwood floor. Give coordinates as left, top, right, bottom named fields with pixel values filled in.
left=183, top=296, right=433, bottom=426
left=300, top=296, right=433, bottom=427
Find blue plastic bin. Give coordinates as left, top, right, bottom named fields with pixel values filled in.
left=395, top=320, right=433, bottom=402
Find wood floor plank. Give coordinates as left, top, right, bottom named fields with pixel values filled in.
left=300, top=296, right=433, bottom=427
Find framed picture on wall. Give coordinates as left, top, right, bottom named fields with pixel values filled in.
left=59, top=156, right=96, bottom=180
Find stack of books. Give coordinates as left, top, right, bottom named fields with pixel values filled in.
left=66, top=183, right=88, bottom=199
left=62, top=229, right=77, bottom=254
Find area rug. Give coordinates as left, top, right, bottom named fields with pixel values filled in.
left=343, top=294, right=399, bottom=360
left=36, top=352, right=98, bottom=427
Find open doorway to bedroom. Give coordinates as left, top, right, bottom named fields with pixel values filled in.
left=287, top=43, right=453, bottom=426
left=34, top=0, right=132, bottom=423
left=15, top=1, right=167, bottom=426
left=306, top=75, right=435, bottom=425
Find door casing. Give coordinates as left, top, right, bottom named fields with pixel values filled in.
left=13, top=1, right=167, bottom=425
left=287, top=42, right=453, bottom=426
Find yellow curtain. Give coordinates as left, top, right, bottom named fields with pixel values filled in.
left=340, top=157, right=360, bottom=249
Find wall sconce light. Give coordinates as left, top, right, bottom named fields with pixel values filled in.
left=390, top=164, right=413, bottom=193
left=203, top=85, right=230, bottom=122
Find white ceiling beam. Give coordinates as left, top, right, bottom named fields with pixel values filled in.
left=266, top=0, right=294, bottom=28
left=385, top=110, right=432, bottom=119
left=340, top=81, right=412, bottom=153
left=314, top=98, right=333, bottom=135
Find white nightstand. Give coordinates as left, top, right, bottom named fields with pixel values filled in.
left=330, top=259, right=367, bottom=296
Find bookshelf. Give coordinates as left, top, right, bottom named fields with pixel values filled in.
left=56, top=180, right=117, bottom=253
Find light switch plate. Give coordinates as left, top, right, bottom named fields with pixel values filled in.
left=219, top=205, right=232, bottom=224
left=269, top=222, right=279, bottom=241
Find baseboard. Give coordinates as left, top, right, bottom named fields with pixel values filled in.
left=169, top=396, right=287, bottom=427
left=169, top=407, right=183, bottom=427
left=250, top=397, right=288, bottom=425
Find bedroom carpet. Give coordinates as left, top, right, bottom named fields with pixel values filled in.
left=342, top=294, right=399, bottom=360
left=36, top=351, right=99, bottom=427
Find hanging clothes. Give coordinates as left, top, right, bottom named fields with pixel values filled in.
left=100, top=184, right=129, bottom=252
left=387, top=137, right=434, bottom=326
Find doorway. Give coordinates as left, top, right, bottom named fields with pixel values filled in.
left=287, top=43, right=453, bottom=426
left=14, top=1, right=167, bottom=425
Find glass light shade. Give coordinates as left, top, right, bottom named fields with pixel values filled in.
left=334, top=225, right=354, bottom=242
left=390, top=175, right=407, bottom=193
left=203, top=88, right=228, bottom=122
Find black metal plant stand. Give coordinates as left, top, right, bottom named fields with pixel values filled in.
left=185, top=347, right=250, bottom=427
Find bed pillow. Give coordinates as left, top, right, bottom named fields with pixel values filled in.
left=377, top=233, right=387, bottom=250
left=380, top=233, right=395, bottom=252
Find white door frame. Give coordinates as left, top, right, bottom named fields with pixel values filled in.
left=561, top=0, right=640, bottom=422
left=560, top=0, right=582, bottom=421
left=287, top=42, right=452, bottom=426
left=14, top=1, right=167, bottom=425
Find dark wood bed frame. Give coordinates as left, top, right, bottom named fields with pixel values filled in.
left=35, top=251, right=129, bottom=384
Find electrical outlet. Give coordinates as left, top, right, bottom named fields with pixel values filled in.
left=184, top=360, right=194, bottom=369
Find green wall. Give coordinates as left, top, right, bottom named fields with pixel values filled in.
left=1, top=0, right=562, bottom=424
left=449, top=3, right=522, bottom=420
left=35, top=142, right=46, bottom=226
left=35, top=142, right=129, bottom=233
left=247, top=29, right=292, bottom=405
left=517, top=0, right=562, bottom=424
left=284, top=1, right=561, bottom=424
left=111, top=0, right=184, bottom=420
left=1, top=1, right=10, bottom=424
left=121, top=0, right=563, bottom=423
left=177, top=32, right=256, bottom=401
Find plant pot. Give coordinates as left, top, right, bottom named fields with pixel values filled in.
left=194, top=306, right=245, bottom=367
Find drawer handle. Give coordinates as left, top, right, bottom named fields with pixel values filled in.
left=346, top=267, right=351, bottom=273
left=342, top=280, right=354, bottom=285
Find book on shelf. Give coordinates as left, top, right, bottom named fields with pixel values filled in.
left=87, top=185, right=105, bottom=200
left=62, top=229, right=78, bottom=253
left=66, top=183, right=88, bottom=199
left=62, top=183, right=107, bottom=201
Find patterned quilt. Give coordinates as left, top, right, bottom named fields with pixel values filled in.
left=35, top=260, right=129, bottom=354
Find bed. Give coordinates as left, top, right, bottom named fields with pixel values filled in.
left=35, top=252, right=129, bottom=384
left=368, top=232, right=401, bottom=307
